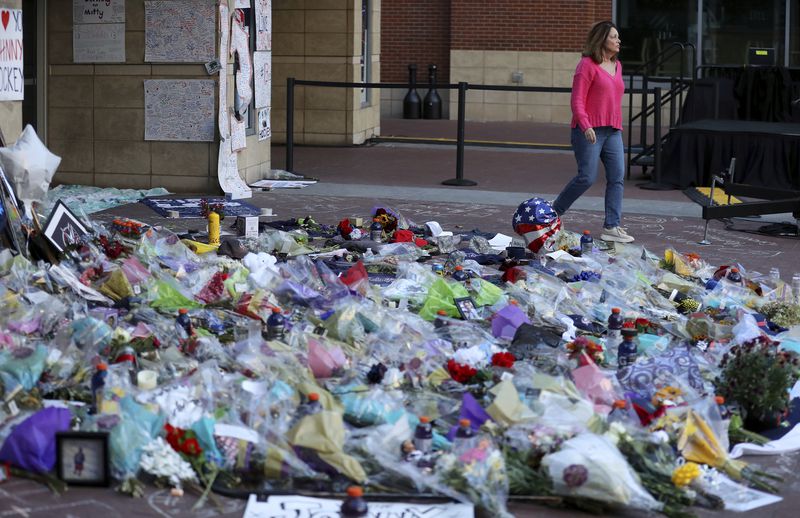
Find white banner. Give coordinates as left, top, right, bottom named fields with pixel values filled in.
left=0, top=8, right=23, bottom=101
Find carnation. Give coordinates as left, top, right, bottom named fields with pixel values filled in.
left=453, top=345, right=489, bottom=369
left=140, top=437, right=198, bottom=487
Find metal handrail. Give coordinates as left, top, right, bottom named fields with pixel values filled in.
left=284, top=77, right=656, bottom=186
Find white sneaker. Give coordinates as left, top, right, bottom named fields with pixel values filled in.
left=600, top=226, right=635, bottom=243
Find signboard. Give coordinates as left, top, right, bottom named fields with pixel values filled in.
left=0, top=8, right=23, bottom=101
left=144, top=79, right=215, bottom=141
left=73, top=23, right=126, bottom=63
left=73, top=0, right=126, bottom=24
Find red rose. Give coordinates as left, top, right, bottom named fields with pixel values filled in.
left=446, top=359, right=478, bottom=384
left=181, top=438, right=202, bottom=456
left=491, top=352, right=516, bottom=369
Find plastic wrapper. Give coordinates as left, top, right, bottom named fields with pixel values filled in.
left=542, top=433, right=662, bottom=510
left=103, top=397, right=165, bottom=480
left=0, top=407, right=71, bottom=472
left=0, top=344, right=49, bottom=391
left=286, top=410, right=367, bottom=482
left=71, top=317, right=114, bottom=352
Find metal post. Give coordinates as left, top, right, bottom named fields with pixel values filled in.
left=286, top=77, right=295, bottom=173
left=638, top=88, right=673, bottom=190
left=442, top=82, right=477, bottom=186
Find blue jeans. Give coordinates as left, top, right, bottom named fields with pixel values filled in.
left=552, top=126, right=625, bottom=228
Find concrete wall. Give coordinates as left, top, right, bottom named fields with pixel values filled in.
left=0, top=0, right=22, bottom=142
left=47, top=0, right=270, bottom=193
left=272, top=0, right=380, bottom=145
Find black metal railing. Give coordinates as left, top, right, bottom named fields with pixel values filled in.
left=285, top=78, right=659, bottom=187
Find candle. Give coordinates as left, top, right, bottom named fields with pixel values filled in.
left=137, top=370, right=158, bottom=390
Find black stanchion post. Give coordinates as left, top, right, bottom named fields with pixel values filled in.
left=423, top=64, right=442, bottom=119
left=442, top=82, right=477, bottom=187
left=403, top=64, right=422, bottom=119
left=638, top=87, right=672, bottom=190
left=286, top=77, right=295, bottom=173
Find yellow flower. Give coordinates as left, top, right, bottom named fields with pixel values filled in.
left=677, top=410, right=746, bottom=480
left=671, top=462, right=701, bottom=487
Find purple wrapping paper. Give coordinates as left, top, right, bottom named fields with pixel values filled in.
left=491, top=304, right=530, bottom=340
left=0, top=408, right=72, bottom=473
left=446, top=393, right=493, bottom=440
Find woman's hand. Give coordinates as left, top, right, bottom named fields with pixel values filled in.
left=584, top=127, right=596, bottom=144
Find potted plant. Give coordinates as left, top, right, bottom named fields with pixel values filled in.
left=715, top=336, right=800, bottom=432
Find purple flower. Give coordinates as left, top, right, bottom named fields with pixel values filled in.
left=563, top=464, right=588, bottom=488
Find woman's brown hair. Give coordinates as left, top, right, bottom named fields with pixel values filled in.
left=582, top=21, right=618, bottom=64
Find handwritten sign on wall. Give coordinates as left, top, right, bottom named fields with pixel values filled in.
left=144, top=79, right=215, bottom=142
left=73, top=0, right=126, bottom=24
left=0, top=8, right=23, bottom=101
left=144, top=0, right=215, bottom=63
left=74, top=23, right=126, bottom=63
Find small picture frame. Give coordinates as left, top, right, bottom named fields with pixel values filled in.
left=55, top=431, right=111, bottom=487
left=43, top=200, right=90, bottom=253
left=453, top=297, right=481, bottom=321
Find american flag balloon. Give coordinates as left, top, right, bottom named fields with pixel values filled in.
left=512, top=198, right=562, bottom=254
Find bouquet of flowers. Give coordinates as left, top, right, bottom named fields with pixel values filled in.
left=445, top=346, right=517, bottom=385
left=436, top=435, right=511, bottom=517
left=140, top=437, right=198, bottom=488
left=199, top=199, right=225, bottom=219
left=759, top=301, right=800, bottom=328
left=565, top=336, right=604, bottom=366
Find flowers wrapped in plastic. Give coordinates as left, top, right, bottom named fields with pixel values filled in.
left=435, top=432, right=512, bottom=517
left=677, top=409, right=782, bottom=493
left=541, top=433, right=662, bottom=511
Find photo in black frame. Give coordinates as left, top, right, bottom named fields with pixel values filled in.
left=42, top=200, right=90, bottom=253
left=55, top=431, right=110, bottom=487
left=453, top=296, right=481, bottom=321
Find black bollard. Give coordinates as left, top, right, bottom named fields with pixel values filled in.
left=423, top=64, right=442, bottom=119
left=403, top=64, right=422, bottom=119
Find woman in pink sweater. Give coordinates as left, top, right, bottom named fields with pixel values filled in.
left=552, top=21, right=634, bottom=243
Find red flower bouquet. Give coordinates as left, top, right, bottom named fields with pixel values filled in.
left=565, top=336, right=604, bottom=366
left=446, top=359, right=478, bottom=384
left=491, top=351, right=516, bottom=369
left=164, top=423, right=204, bottom=458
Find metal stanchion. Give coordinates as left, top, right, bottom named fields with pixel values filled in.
left=442, top=82, right=477, bottom=186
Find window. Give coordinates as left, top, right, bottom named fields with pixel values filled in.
left=702, top=0, right=785, bottom=66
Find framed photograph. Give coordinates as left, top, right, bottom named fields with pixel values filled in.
left=454, top=297, right=481, bottom=321
left=55, top=431, right=110, bottom=486
left=43, top=200, right=90, bottom=253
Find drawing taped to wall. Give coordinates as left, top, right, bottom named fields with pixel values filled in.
left=253, top=51, right=271, bottom=109
left=144, top=0, right=215, bottom=63
left=255, top=0, right=271, bottom=51
left=144, top=80, right=215, bottom=141
left=258, top=108, right=270, bottom=141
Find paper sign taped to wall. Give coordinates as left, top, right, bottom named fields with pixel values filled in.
left=0, top=8, right=23, bottom=101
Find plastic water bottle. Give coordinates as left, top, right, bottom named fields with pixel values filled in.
left=452, top=265, right=469, bottom=282
left=617, top=334, right=638, bottom=368
left=607, top=307, right=623, bottom=345
left=793, top=273, right=800, bottom=304
left=726, top=267, right=742, bottom=284
left=176, top=308, right=194, bottom=336
left=340, top=486, right=368, bottom=517
left=580, top=230, right=593, bottom=255
left=770, top=267, right=781, bottom=281
left=369, top=217, right=383, bottom=242
left=453, top=418, right=476, bottom=455
left=414, top=416, right=433, bottom=454
left=266, top=307, right=286, bottom=341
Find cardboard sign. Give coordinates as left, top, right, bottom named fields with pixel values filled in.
left=0, top=8, right=23, bottom=101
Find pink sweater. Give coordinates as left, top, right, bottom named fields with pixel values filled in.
left=570, top=56, right=625, bottom=132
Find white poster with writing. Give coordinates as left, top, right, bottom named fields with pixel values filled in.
left=230, top=113, right=246, bottom=152
left=144, top=0, right=215, bottom=63
left=144, top=80, right=215, bottom=141
left=73, top=23, right=126, bottom=63
left=73, top=0, right=126, bottom=24
left=255, top=0, right=271, bottom=51
left=253, top=51, right=271, bottom=109
left=258, top=108, right=270, bottom=141
left=0, top=8, right=23, bottom=101
left=244, top=495, right=474, bottom=518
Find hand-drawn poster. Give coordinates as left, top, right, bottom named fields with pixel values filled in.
left=218, top=3, right=230, bottom=140
left=255, top=0, right=271, bottom=51
left=73, top=23, right=126, bottom=63
left=253, top=51, right=271, bottom=109
left=257, top=108, right=270, bottom=141
left=217, top=138, right=252, bottom=199
left=231, top=16, right=253, bottom=114
left=73, top=0, right=126, bottom=24
left=144, top=0, right=215, bottom=63
left=144, top=80, right=215, bottom=141
left=0, top=8, right=23, bottom=101
left=230, top=113, right=246, bottom=152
